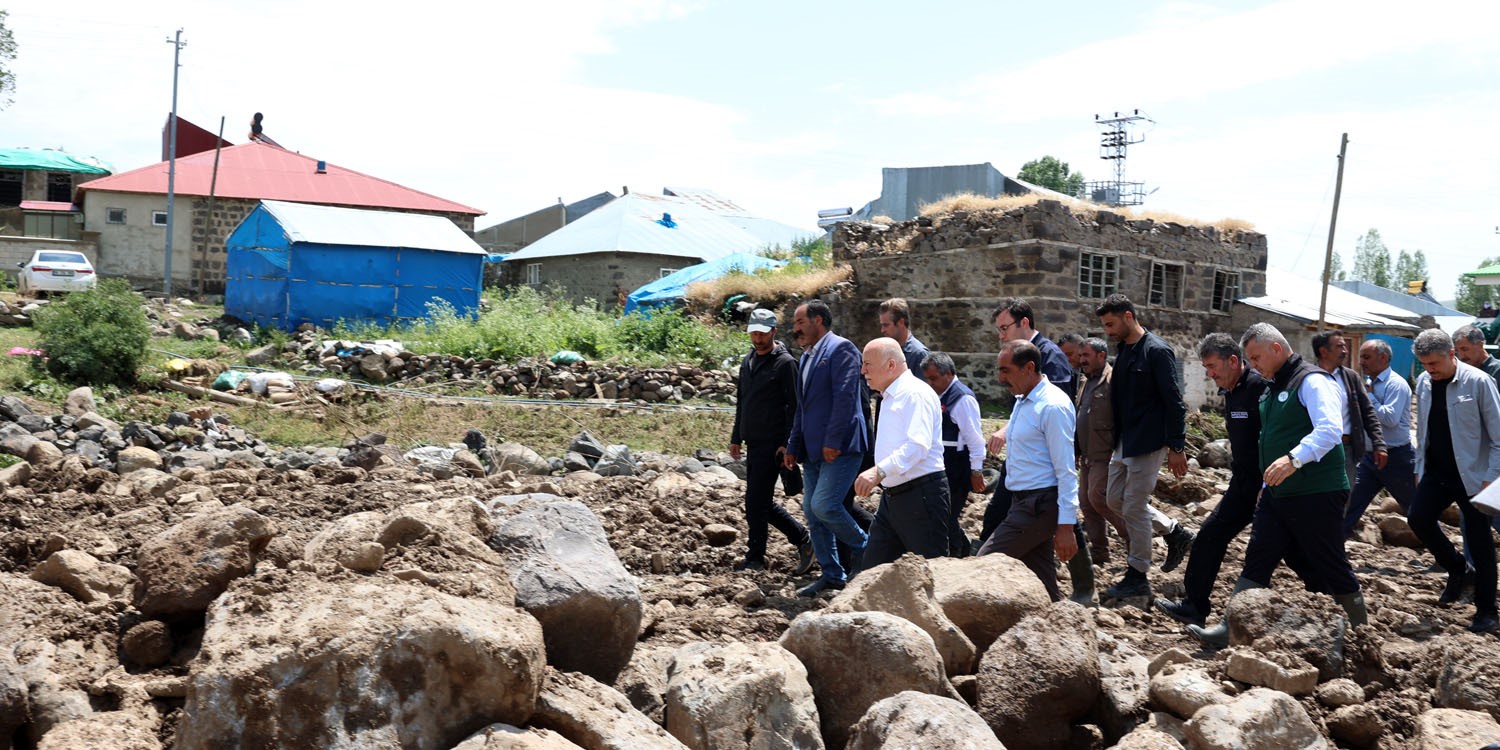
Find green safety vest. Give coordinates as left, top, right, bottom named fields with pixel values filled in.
left=1258, top=356, right=1348, bottom=497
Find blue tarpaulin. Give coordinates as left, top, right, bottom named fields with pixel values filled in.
left=623, top=253, right=784, bottom=314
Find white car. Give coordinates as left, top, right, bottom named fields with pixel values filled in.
left=15, top=250, right=97, bottom=296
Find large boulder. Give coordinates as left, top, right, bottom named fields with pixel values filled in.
left=977, top=602, right=1099, bottom=750
left=530, top=668, right=689, bottom=749
left=176, top=572, right=546, bottom=750
left=1, top=655, right=28, bottom=747
left=132, top=505, right=276, bottom=617
left=1095, top=631, right=1151, bottom=740
left=63, top=386, right=96, bottom=417
left=779, top=610, right=960, bottom=749
left=375, top=506, right=518, bottom=604
left=451, top=724, right=585, bottom=750
left=304, top=511, right=390, bottom=569
left=1224, top=587, right=1346, bottom=680
left=615, top=645, right=677, bottom=725
left=494, top=443, right=553, bottom=476
left=1148, top=665, right=1232, bottom=720
left=1413, top=708, right=1500, bottom=750
left=1113, top=727, right=1185, bottom=749
left=115, top=446, right=164, bottom=474
left=928, top=555, right=1050, bottom=652
left=1431, top=634, right=1500, bottom=721
left=30, top=549, right=133, bottom=603
left=845, top=691, right=1004, bottom=750
left=488, top=499, right=642, bottom=683
left=1182, top=688, right=1329, bottom=750
left=826, top=554, right=976, bottom=676
left=36, top=708, right=161, bottom=750
left=663, top=641, right=822, bottom=750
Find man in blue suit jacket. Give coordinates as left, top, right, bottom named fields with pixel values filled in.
left=784, top=299, right=870, bottom=596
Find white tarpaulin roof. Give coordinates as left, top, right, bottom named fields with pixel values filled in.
left=1237, top=268, right=1420, bottom=330
left=259, top=199, right=486, bottom=255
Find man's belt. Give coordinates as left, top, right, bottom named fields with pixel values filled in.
left=884, top=471, right=945, bottom=496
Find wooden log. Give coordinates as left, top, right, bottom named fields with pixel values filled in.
left=162, top=379, right=261, bottom=407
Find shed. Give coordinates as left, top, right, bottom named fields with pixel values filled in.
left=1233, top=268, right=1421, bottom=378
left=225, top=200, right=485, bottom=331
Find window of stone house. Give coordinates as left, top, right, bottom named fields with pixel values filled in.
left=1212, top=270, right=1241, bottom=313
left=526, top=263, right=541, bottom=285
left=1149, top=262, right=1184, bottom=308
left=660, top=268, right=680, bottom=279
left=106, top=208, right=126, bottom=224
left=152, top=211, right=169, bottom=227
left=0, top=171, right=21, bottom=207
left=47, top=173, right=73, bottom=203
left=1077, top=252, right=1118, bottom=298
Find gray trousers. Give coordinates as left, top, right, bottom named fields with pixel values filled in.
left=977, top=487, right=1062, bottom=602
left=1105, top=447, right=1176, bottom=574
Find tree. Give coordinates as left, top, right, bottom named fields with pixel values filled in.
left=1455, top=256, right=1500, bottom=315
left=1017, top=156, right=1085, bottom=197
left=1351, top=228, right=1392, bottom=289
left=1393, top=249, right=1430, bottom=289
left=0, top=11, right=15, bottom=109
left=1326, top=251, right=1347, bottom=282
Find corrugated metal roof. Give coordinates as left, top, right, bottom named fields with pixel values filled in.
left=77, top=142, right=482, bottom=215
left=1331, top=279, right=1466, bottom=317
left=1237, top=269, right=1419, bottom=330
left=663, top=186, right=818, bottom=249
left=503, top=192, right=817, bottom=263
left=258, top=200, right=486, bottom=255
left=19, top=200, right=77, bottom=212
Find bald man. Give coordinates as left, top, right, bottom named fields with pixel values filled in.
left=855, top=337, right=952, bottom=568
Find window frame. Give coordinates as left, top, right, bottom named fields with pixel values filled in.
left=106, top=207, right=127, bottom=225
left=151, top=210, right=169, bottom=227
left=1211, top=270, right=1241, bottom=313
left=1148, top=261, right=1185, bottom=308
left=526, top=263, right=541, bottom=285
left=659, top=268, right=681, bottom=279
left=1077, top=251, right=1119, bottom=299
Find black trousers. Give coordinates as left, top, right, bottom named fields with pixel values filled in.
left=943, top=449, right=973, bottom=555
left=1409, top=473, right=1498, bottom=617
left=863, top=471, right=951, bottom=569
left=977, top=487, right=1063, bottom=602
left=1241, top=487, right=1359, bottom=597
left=980, top=462, right=1010, bottom=544
left=1182, top=477, right=1259, bottom=611
left=743, top=442, right=809, bottom=562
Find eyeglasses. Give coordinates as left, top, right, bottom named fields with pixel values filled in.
left=996, top=321, right=1015, bottom=335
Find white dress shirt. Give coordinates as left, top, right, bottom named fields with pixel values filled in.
left=874, top=370, right=946, bottom=487
left=1290, top=371, right=1346, bottom=465
left=1004, top=376, right=1080, bottom=524
left=943, top=380, right=987, bottom=472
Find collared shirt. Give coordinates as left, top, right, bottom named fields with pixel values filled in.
left=1290, top=371, right=1346, bottom=466
left=874, top=370, right=946, bottom=486
left=799, top=333, right=826, bottom=389
left=1367, top=366, right=1412, bottom=448
left=901, top=334, right=930, bottom=374
left=941, top=379, right=986, bottom=472
left=1030, top=331, right=1074, bottom=397
left=1328, top=366, right=1353, bottom=436
left=1004, top=376, right=1080, bottom=524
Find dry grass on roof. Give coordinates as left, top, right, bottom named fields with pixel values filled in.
left=916, top=191, right=1255, bottom=235
left=683, top=264, right=853, bottom=308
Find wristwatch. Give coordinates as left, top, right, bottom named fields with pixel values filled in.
left=1287, top=453, right=1303, bottom=470
left=875, top=466, right=887, bottom=482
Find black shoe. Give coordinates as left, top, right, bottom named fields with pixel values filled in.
left=797, top=578, right=845, bottom=598
left=1154, top=598, right=1207, bottom=627
left=734, top=558, right=766, bottom=572
left=1103, top=568, right=1151, bottom=599
left=1439, top=568, right=1474, bottom=604
left=793, top=542, right=816, bottom=576
left=1471, top=613, right=1499, bottom=634
left=1161, top=525, right=1194, bottom=574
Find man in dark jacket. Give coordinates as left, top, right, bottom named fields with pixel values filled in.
left=1312, top=331, right=1387, bottom=489
left=730, top=309, right=814, bottom=575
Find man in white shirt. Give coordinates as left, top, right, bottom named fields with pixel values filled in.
left=976, top=339, right=1080, bottom=602
left=920, top=351, right=987, bottom=556
left=853, top=338, right=951, bottom=568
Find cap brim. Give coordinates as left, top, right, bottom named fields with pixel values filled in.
left=746, top=324, right=773, bottom=333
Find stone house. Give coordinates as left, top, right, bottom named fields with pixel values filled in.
left=825, top=200, right=1269, bottom=408
left=0, top=148, right=112, bottom=272
left=75, top=142, right=483, bottom=293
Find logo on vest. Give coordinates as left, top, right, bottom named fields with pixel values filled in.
left=1277, top=391, right=1289, bottom=403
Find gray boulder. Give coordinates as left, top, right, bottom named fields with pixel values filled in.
left=30, top=549, right=133, bottom=603
left=1182, top=688, right=1328, bottom=750
left=664, top=641, right=822, bottom=750
left=845, top=691, right=1003, bottom=750
left=133, top=505, right=277, bottom=617
left=1413, top=708, right=1500, bottom=750
left=494, top=442, right=553, bottom=476
left=827, top=554, right=976, bottom=677
left=977, top=602, right=1099, bottom=750
left=530, top=668, right=689, bottom=750
left=1224, top=587, right=1347, bottom=680
left=928, top=554, right=1050, bottom=652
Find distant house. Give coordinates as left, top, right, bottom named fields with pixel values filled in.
left=500, top=189, right=816, bottom=308
left=0, top=147, right=113, bottom=273
left=850, top=162, right=1037, bottom=223
left=76, top=141, right=484, bottom=292
left=1234, top=269, right=1422, bottom=378
left=225, top=200, right=486, bottom=331
left=473, top=191, right=615, bottom=255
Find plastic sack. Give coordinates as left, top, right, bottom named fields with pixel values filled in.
left=247, top=371, right=295, bottom=395
left=550, top=350, right=585, bottom=365
left=164, top=358, right=194, bottom=374
left=212, top=371, right=249, bottom=391
left=313, top=378, right=347, bottom=394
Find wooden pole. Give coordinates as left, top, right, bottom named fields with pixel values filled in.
left=197, top=116, right=226, bottom=296
left=1317, top=133, right=1349, bottom=333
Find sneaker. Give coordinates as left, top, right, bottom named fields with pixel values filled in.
left=1470, top=613, right=1499, bottom=634
left=796, top=578, right=845, bottom=598
left=1103, top=568, right=1151, bottom=599
left=1153, top=598, right=1207, bottom=627
left=734, top=558, right=767, bottom=572
left=1161, top=525, right=1194, bottom=573
left=1439, top=568, right=1474, bottom=605
left=793, top=542, right=816, bottom=576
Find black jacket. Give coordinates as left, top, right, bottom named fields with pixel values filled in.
left=731, top=341, right=798, bottom=446
left=1222, top=365, right=1270, bottom=479
left=1110, top=330, right=1187, bottom=457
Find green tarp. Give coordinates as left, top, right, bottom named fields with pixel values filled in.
left=0, top=148, right=111, bottom=175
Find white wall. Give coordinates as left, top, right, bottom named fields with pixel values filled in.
left=83, top=190, right=193, bottom=285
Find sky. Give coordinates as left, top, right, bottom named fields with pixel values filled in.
left=3, top=0, right=1498, bottom=300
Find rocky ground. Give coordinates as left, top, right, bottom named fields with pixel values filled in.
left=2, top=389, right=1499, bottom=749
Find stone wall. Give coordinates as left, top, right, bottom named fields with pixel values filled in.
left=0, top=235, right=99, bottom=282
left=505, top=251, right=696, bottom=310
left=826, top=200, right=1268, bottom=408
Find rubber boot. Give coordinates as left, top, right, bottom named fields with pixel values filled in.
left=1188, top=577, right=1263, bottom=646
left=1334, top=591, right=1368, bottom=628
left=1069, top=540, right=1098, bottom=607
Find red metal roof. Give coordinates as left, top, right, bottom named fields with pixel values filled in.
left=19, top=200, right=77, bottom=212
left=77, top=142, right=483, bottom=215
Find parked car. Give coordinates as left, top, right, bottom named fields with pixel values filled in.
left=15, top=250, right=97, bottom=296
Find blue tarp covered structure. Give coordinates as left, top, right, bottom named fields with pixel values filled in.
left=623, top=253, right=784, bottom=314
left=225, top=200, right=486, bottom=331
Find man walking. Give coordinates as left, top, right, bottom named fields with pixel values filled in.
left=1341, top=338, right=1417, bottom=537
left=853, top=338, right=951, bottom=566
left=1190, top=323, right=1368, bottom=644
left=1408, top=329, right=1500, bottom=634
left=1075, top=337, right=1129, bottom=564
left=878, top=298, right=930, bottom=373
left=920, top=351, right=987, bottom=556
left=1095, top=294, right=1195, bottom=599
left=977, top=340, right=1080, bottom=602
left=1312, top=331, right=1387, bottom=488
left=785, top=300, right=870, bottom=597
left=1455, top=324, right=1500, bottom=385
left=729, top=309, right=814, bottom=574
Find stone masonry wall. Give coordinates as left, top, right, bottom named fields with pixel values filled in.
left=827, top=200, right=1268, bottom=408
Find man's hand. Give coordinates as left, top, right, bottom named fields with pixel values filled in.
left=1372, top=449, right=1388, bottom=471
left=783, top=451, right=797, bottom=470
left=821, top=446, right=841, bottom=463
left=987, top=427, right=1008, bottom=456
left=1265, top=455, right=1296, bottom=487
left=1054, top=524, right=1077, bottom=562
left=728, top=443, right=741, bottom=461
left=970, top=471, right=987, bottom=494
left=854, top=467, right=881, bottom=497
left=1168, top=449, right=1188, bottom=477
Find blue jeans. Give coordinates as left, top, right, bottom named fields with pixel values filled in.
left=802, top=452, right=868, bottom=582
left=1343, top=443, right=1418, bottom=539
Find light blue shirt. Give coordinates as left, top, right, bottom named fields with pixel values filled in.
left=1289, top=370, right=1345, bottom=466
left=1367, top=366, right=1412, bottom=448
left=1004, top=377, right=1080, bottom=524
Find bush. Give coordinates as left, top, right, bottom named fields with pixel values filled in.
left=33, top=279, right=151, bottom=387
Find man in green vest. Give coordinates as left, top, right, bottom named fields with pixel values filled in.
left=1189, top=322, right=1367, bottom=645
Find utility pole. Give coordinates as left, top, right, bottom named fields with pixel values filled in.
left=1316, top=133, right=1349, bottom=333
left=164, top=28, right=185, bottom=298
